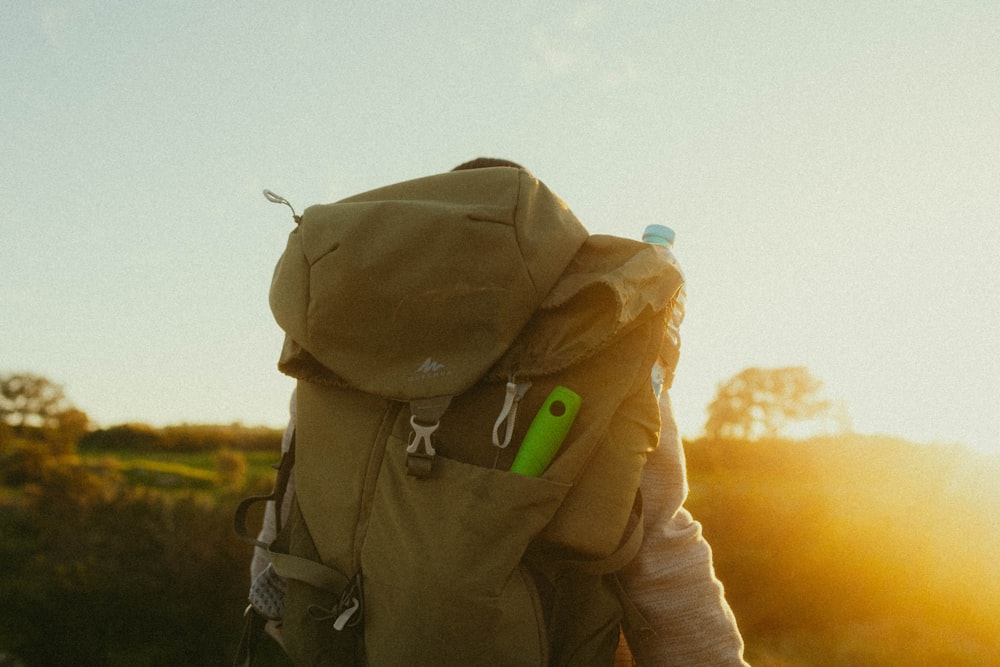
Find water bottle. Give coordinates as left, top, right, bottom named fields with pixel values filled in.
left=642, top=224, right=686, bottom=397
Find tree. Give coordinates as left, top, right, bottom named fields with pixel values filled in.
left=704, top=366, right=849, bottom=441
left=0, top=373, right=89, bottom=451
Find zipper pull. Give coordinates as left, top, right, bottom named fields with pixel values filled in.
left=263, top=189, right=302, bottom=225
left=492, top=380, right=532, bottom=449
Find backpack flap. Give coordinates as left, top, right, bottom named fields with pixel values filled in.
left=269, top=167, right=589, bottom=400
left=489, top=234, right=682, bottom=559
left=493, top=234, right=683, bottom=379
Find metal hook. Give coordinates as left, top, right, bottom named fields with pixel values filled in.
left=263, top=189, right=302, bottom=224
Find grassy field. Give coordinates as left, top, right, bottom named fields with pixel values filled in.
left=77, top=447, right=282, bottom=491
left=5, top=433, right=999, bottom=665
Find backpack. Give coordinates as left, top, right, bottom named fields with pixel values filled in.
left=237, top=167, right=683, bottom=665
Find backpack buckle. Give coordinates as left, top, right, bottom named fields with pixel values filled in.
left=407, top=416, right=439, bottom=457
left=404, top=397, right=452, bottom=478
left=406, top=416, right=439, bottom=478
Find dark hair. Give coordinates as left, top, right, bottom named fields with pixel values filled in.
left=451, top=157, right=526, bottom=171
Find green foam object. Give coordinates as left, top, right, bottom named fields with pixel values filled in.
left=510, top=386, right=582, bottom=477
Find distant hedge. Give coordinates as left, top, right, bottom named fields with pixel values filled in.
left=80, top=423, right=282, bottom=452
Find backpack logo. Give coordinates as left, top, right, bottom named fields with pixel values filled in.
left=417, top=358, right=445, bottom=374
left=409, top=357, right=451, bottom=383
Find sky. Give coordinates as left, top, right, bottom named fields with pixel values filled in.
left=3, top=1, right=998, bottom=453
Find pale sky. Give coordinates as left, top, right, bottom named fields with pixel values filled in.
left=3, top=1, right=998, bottom=452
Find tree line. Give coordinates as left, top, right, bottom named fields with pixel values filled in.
left=79, top=422, right=282, bottom=452
left=3, top=366, right=848, bottom=453
left=1, top=373, right=282, bottom=453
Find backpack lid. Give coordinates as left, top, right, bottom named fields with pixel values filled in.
left=269, top=167, right=589, bottom=400
left=490, top=234, right=684, bottom=380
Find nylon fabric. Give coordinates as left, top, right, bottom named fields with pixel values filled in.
left=276, top=501, right=361, bottom=665
left=270, top=168, right=589, bottom=400
left=360, top=446, right=568, bottom=665
left=263, top=167, right=682, bottom=665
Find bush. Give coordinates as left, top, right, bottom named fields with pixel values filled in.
left=0, top=448, right=258, bottom=665
left=684, top=436, right=1000, bottom=665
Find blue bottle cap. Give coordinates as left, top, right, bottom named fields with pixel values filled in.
left=642, top=224, right=675, bottom=246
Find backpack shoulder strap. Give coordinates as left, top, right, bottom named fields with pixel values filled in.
left=233, top=431, right=296, bottom=547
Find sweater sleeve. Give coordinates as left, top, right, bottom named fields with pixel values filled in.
left=620, top=391, right=749, bottom=666
left=250, top=390, right=297, bottom=581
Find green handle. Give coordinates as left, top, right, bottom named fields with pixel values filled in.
left=510, top=386, right=582, bottom=476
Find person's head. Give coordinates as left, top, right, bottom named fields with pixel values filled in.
left=451, top=157, right=526, bottom=172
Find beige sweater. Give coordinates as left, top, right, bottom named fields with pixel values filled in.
left=252, top=391, right=748, bottom=666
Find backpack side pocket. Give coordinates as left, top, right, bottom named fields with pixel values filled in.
left=277, top=500, right=362, bottom=666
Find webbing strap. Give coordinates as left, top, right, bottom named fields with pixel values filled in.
left=268, top=549, right=350, bottom=594
left=233, top=433, right=296, bottom=548
left=272, top=434, right=296, bottom=536
left=268, top=550, right=362, bottom=640
left=233, top=494, right=274, bottom=549
left=492, top=381, right=533, bottom=449
left=232, top=605, right=267, bottom=667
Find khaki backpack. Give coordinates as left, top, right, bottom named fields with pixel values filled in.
left=238, top=167, right=683, bottom=665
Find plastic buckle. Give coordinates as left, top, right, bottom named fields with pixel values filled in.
left=406, top=416, right=439, bottom=457
left=406, top=416, right=439, bottom=478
